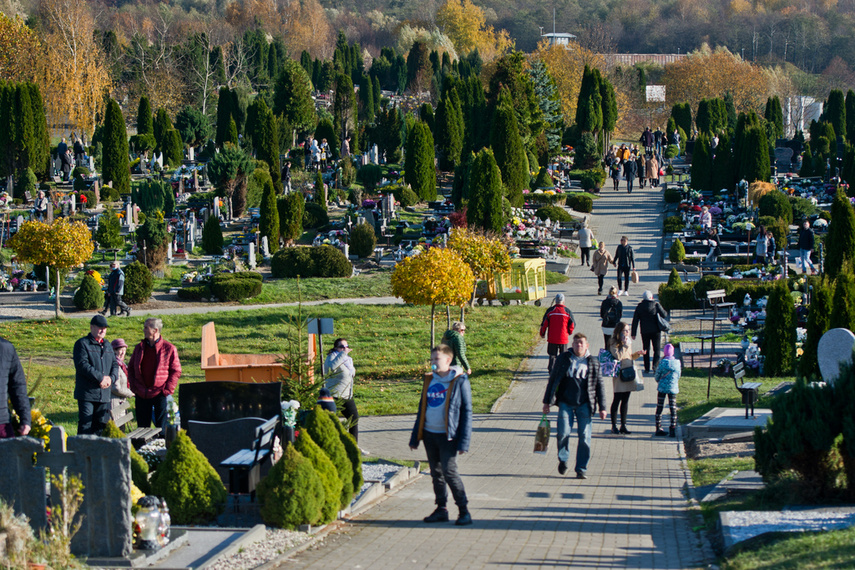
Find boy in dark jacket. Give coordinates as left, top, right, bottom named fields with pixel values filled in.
left=410, top=344, right=473, bottom=526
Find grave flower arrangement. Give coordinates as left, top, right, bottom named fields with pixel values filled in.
left=281, top=399, right=300, bottom=428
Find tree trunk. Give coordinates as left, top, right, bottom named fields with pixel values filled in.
left=430, top=303, right=436, bottom=348
left=445, top=304, right=451, bottom=331
left=459, top=305, right=465, bottom=322
left=54, top=267, right=61, bottom=319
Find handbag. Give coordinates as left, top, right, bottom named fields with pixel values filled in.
left=631, top=269, right=639, bottom=283
left=619, top=359, right=636, bottom=382
left=659, top=168, right=665, bottom=177
left=534, top=414, right=550, bottom=453
left=598, top=348, right=618, bottom=377
left=657, top=308, right=671, bottom=332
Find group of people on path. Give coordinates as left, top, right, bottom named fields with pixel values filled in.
left=605, top=141, right=661, bottom=193
left=578, top=226, right=638, bottom=298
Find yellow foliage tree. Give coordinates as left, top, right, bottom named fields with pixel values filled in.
left=435, top=0, right=513, bottom=61
left=390, top=247, right=474, bottom=347
left=0, top=14, right=42, bottom=83
left=9, top=218, right=94, bottom=318
left=534, top=40, right=606, bottom=128
left=447, top=227, right=511, bottom=306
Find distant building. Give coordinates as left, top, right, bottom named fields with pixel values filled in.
left=601, top=54, right=687, bottom=66
left=541, top=32, right=577, bottom=47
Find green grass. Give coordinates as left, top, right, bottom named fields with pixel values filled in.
left=544, top=270, right=569, bottom=285
left=722, top=526, right=855, bottom=569
left=690, top=456, right=756, bottom=488
left=677, top=368, right=786, bottom=424
left=672, top=332, right=744, bottom=345
left=5, top=303, right=542, bottom=434
left=245, top=272, right=394, bottom=304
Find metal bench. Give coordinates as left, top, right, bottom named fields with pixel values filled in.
left=694, top=289, right=735, bottom=355
left=682, top=347, right=700, bottom=368
left=732, top=361, right=762, bottom=419
left=220, top=415, right=278, bottom=498
left=111, top=399, right=161, bottom=449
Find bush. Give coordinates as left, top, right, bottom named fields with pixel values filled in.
left=669, top=239, right=686, bottom=263
left=566, top=193, right=593, bottom=213
left=350, top=223, right=377, bottom=258
left=73, top=273, right=104, bottom=310
left=94, top=209, right=124, bottom=249
left=304, top=406, right=354, bottom=508
left=129, top=133, right=156, bottom=155
left=790, top=195, right=819, bottom=223
left=102, top=421, right=150, bottom=494
left=294, top=430, right=343, bottom=524
left=657, top=281, right=694, bottom=311
left=303, top=202, right=329, bottom=229
left=762, top=281, right=797, bottom=376
left=271, top=245, right=352, bottom=278
left=278, top=192, right=305, bottom=241
left=201, top=217, right=224, bottom=255
left=535, top=205, right=572, bottom=222
left=667, top=268, right=683, bottom=287
left=329, top=412, right=363, bottom=493
left=759, top=190, right=793, bottom=225
left=71, top=165, right=90, bottom=179
left=15, top=168, right=36, bottom=199
left=664, top=187, right=682, bottom=203
left=579, top=168, right=605, bottom=191
left=664, top=215, right=684, bottom=233
left=150, top=431, right=227, bottom=524
left=80, top=190, right=96, bottom=205
left=177, top=284, right=210, bottom=300
left=357, top=164, right=383, bottom=191
left=758, top=215, right=788, bottom=246
left=209, top=271, right=263, bottom=301
left=123, top=261, right=154, bottom=304
left=387, top=184, right=419, bottom=207
left=257, top=445, right=325, bottom=529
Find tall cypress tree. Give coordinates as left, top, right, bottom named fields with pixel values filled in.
left=672, top=102, right=693, bottom=135
left=711, top=131, right=735, bottom=193
left=333, top=73, right=359, bottom=154
left=826, top=189, right=855, bottom=279
left=831, top=272, right=855, bottom=332
left=137, top=96, right=153, bottom=135
left=491, top=89, right=527, bottom=207
left=12, top=84, right=34, bottom=174
left=467, top=148, right=504, bottom=233
left=764, top=96, right=784, bottom=140
left=435, top=88, right=462, bottom=171
left=697, top=99, right=713, bottom=135
left=372, top=76, right=381, bottom=115
left=846, top=90, right=855, bottom=144
left=259, top=176, right=280, bottom=254
left=102, top=98, right=130, bottom=195
left=254, top=100, right=281, bottom=192
left=26, top=83, right=50, bottom=179
left=763, top=281, right=796, bottom=376
left=826, top=89, right=846, bottom=141
left=575, top=65, right=602, bottom=134
left=742, top=125, right=770, bottom=183
left=800, top=143, right=815, bottom=177
left=404, top=120, right=435, bottom=202
left=691, top=133, right=713, bottom=193
left=419, top=102, right=434, bottom=134
left=800, top=280, right=833, bottom=379
left=162, top=129, right=184, bottom=167
left=216, top=86, right=233, bottom=148
left=600, top=74, right=617, bottom=149
left=359, top=74, right=374, bottom=123
left=153, top=108, right=174, bottom=156
left=227, top=117, right=239, bottom=147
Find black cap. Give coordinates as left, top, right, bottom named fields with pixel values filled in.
left=90, top=314, right=109, bottom=328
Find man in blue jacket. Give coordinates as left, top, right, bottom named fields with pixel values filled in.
left=0, top=336, right=30, bottom=439
left=410, top=344, right=473, bottom=526
left=73, top=315, right=118, bottom=435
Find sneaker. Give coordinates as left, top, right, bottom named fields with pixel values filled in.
left=655, top=429, right=667, bottom=437
left=455, top=512, right=473, bottom=526
left=558, top=461, right=568, bottom=475
left=424, top=507, right=449, bottom=523
left=576, top=472, right=587, bottom=480
left=618, top=290, right=624, bottom=296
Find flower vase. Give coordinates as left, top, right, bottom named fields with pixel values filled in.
left=164, top=423, right=179, bottom=448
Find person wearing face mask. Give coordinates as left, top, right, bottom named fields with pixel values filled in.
left=73, top=315, right=117, bottom=434
left=128, top=318, right=182, bottom=431
left=323, top=338, right=358, bottom=441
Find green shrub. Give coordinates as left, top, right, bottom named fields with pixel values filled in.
left=387, top=184, right=419, bottom=207
left=201, top=217, right=224, bottom=255
left=579, top=168, right=605, bottom=191
left=759, top=190, right=793, bottom=225
left=129, top=133, right=156, bottom=155
left=210, top=273, right=263, bottom=301
left=536, top=205, right=572, bottom=222
left=123, top=261, right=154, bottom=304
left=278, top=192, right=305, bottom=241
left=303, top=202, right=329, bottom=229
left=74, top=273, right=104, bottom=310
left=664, top=215, right=684, bottom=233
left=15, top=168, right=36, bottom=199
left=101, top=185, right=120, bottom=202
left=71, top=165, right=90, bottom=179
left=667, top=268, right=683, bottom=287
left=663, top=187, right=682, bottom=203
left=357, top=164, right=383, bottom=191
left=758, top=215, right=788, bottom=245
left=80, top=190, right=96, bottom=205
left=177, top=284, right=210, bottom=300
left=304, top=406, right=354, bottom=508
left=94, top=209, right=124, bottom=249
left=329, top=412, right=363, bottom=493
left=102, top=421, right=150, bottom=494
left=657, top=281, right=695, bottom=311
left=762, top=281, right=797, bottom=376
left=294, top=430, right=343, bottom=523
left=150, top=431, right=227, bottom=524
left=211, top=271, right=263, bottom=283
left=271, top=246, right=352, bottom=279
left=669, top=239, right=685, bottom=263
left=257, top=445, right=325, bottom=529
left=566, top=193, right=593, bottom=213
left=350, top=223, right=377, bottom=258
left=790, top=195, right=819, bottom=223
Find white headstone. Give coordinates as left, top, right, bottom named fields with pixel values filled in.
left=16, top=215, right=24, bottom=229
left=248, top=242, right=256, bottom=269
left=261, top=236, right=269, bottom=258
left=156, top=152, right=164, bottom=169
left=188, top=146, right=195, bottom=161
left=167, top=241, right=173, bottom=263
left=89, top=156, right=95, bottom=171
left=188, top=213, right=196, bottom=252
left=817, top=328, right=855, bottom=384
left=213, top=198, right=220, bottom=219
left=125, top=203, right=133, bottom=226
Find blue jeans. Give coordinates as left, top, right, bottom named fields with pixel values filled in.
left=556, top=402, right=592, bottom=474
left=799, top=249, right=815, bottom=273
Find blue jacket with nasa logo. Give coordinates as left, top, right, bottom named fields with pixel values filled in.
left=410, top=367, right=472, bottom=453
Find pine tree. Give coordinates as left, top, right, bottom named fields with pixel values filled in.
left=800, top=280, right=833, bottom=379
left=528, top=59, right=563, bottom=156
left=259, top=176, right=280, bottom=255
left=599, top=74, right=617, bottom=149
left=102, top=98, right=130, bottom=195
left=359, top=74, right=374, bottom=123
left=764, top=96, right=784, bottom=140
left=696, top=99, right=713, bottom=135
left=742, top=125, right=770, bottom=183
left=831, top=271, right=855, bottom=332
left=672, top=102, right=692, bottom=135
left=846, top=90, right=855, bottom=144
left=826, top=190, right=855, bottom=279
left=334, top=73, right=359, bottom=155
left=372, top=76, right=381, bottom=115
left=404, top=120, right=436, bottom=202
left=467, top=148, right=504, bottom=233
left=435, top=88, right=462, bottom=171
left=315, top=171, right=326, bottom=211
left=711, top=131, right=735, bottom=193
left=163, top=129, right=183, bottom=167
left=273, top=60, right=316, bottom=148
left=724, top=92, right=738, bottom=133
left=216, top=86, right=233, bottom=148
left=575, top=66, right=602, bottom=134
left=153, top=108, right=173, bottom=156
left=826, top=90, right=847, bottom=141
left=763, top=281, right=796, bottom=376
left=253, top=99, right=281, bottom=192
left=419, top=102, right=434, bottom=134
left=11, top=85, right=33, bottom=174
left=26, top=83, right=50, bottom=179
left=800, top=143, right=815, bottom=177
left=137, top=96, right=153, bottom=135
left=691, top=133, right=713, bottom=193
left=278, top=191, right=304, bottom=242
left=227, top=117, right=239, bottom=147
left=491, top=89, right=527, bottom=207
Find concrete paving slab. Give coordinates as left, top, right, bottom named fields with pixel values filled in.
left=686, top=407, right=771, bottom=440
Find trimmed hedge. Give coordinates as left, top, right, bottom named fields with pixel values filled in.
left=664, top=187, right=682, bottom=203
left=566, top=193, right=593, bottom=213
left=303, top=202, right=329, bottom=229
left=350, top=223, right=377, bottom=258
left=535, top=205, right=573, bottom=222
left=664, top=215, right=684, bottom=233
left=658, top=273, right=804, bottom=311
left=271, top=245, right=352, bottom=278
left=257, top=444, right=325, bottom=529
left=123, top=261, right=154, bottom=304
left=74, top=273, right=104, bottom=310
left=210, top=276, right=262, bottom=302
left=177, top=284, right=210, bottom=300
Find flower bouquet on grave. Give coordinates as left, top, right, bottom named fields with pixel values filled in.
left=281, top=400, right=300, bottom=428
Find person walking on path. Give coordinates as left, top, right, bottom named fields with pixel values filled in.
left=636, top=153, right=646, bottom=189
left=700, top=206, right=712, bottom=230
left=109, top=338, right=134, bottom=422
left=641, top=127, right=655, bottom=154
left=540, top=293, right=576, bottom=372
left=73, top=315, right=117, bottom=435
left=647, top=154, right=660, bottom=187
left=623, top=154, right=638, bottom=193
left=441, top=322, right=471, bottom=375
left=577, top=220, right=594, bottom=266
left=631, top=291, right=669, bottom=374
left=609, top=156, right=621, bottom=191
left=654, top=343, right=680, bottom=437
left=614, top=236, right=635, bottom=297
left=591, top=241, right=613, bottom=295
left=797, top=220, right=817, bottom=274
left=654, top=126, right=664, bottom=155
left=609, top=322, right=644, bottom=435
left=542, top=333, right=607, bottom=479
left=600, top=287, right=622, bottom=348
left=766, top=230, right=777, bottom=265
left=324, top=337, right=359, bottom=441
left=128, top=318, right=182, bottom=431
left=0, top=336, right=30, bottom=439
left=409, top=344, right=473, bottom=526
left=101, top=261, right=131, bottom=317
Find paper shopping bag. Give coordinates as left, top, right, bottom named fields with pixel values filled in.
left=534, top=414, right=550, bottom=454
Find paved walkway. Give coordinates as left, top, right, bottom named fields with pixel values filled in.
left=284, top=180, right=711, bottom=568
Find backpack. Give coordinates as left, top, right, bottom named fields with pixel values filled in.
left=603, top=301, right=619, bottom=327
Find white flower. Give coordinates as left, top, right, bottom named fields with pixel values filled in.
left=289, top=400, right=300, bottom=410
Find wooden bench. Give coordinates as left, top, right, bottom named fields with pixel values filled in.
left=111, top=399, right=161, bottom=449
left=732, top=361, right=762, bottom=419
left=220, top=416, right=278, bottom=498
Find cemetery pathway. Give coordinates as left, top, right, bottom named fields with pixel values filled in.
left=281, top=181, right=711, bottom=569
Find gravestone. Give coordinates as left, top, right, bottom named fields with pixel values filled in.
left=818, top=328, right=855, bottom=384
left=363, top=210, right=375, bottom=227
left=213, top=199, right=220, bottom=220
left=188, top=212, right=197, bottom=252
left=167, top=242, right=173, bottom=263
left=89, top=156, right=95, bottom=172
left=125, top=202, right=133, bottom=227
left=92, top=180, right=100, bottom=208
left=16, top=215, right=24, bottom=231
left=261, top=236, right=269, bottom=258
left=201, top=207, right=209, bottom=223
left=774, top=147, right=794, bottom=172
left=248, top=242, right=256, bottom=269
left=188, top=146, right=194, bottom=162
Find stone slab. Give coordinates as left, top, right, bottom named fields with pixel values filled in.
left=686, top=407, right=771, bottom=441
left=817, top=328, right=855, bottom=384
left=150, top=525, right=266, bottom=569
left=86, top=529, right=188, bottom=568
left=721, top=507, right=855, bottom=554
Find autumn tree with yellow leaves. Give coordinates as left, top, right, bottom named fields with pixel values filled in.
left=435, top=0, right=514, bottom=61
left=447, top=228, right=511, bottom=307
left=9, top=218, right=94, bottom=318
left=391, top=247, right=474, bottom=347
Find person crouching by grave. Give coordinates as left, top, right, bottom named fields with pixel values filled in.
left=540, top=293, right=576, bottom=373
left=441, top=321, right=472, bottom=375
left=128, top=318, right=182, bottom=431
left=110, top=338, right=134, bottom=423
left=0, top=336, right=31, bottom=438
left=73, top=315, right=117, bottom=435
left=409, top=344, right=473, bottom=526
left=654, top=343, right=680, bottom=438
left=101, top=261, right=131, bottom=317
left=323, top=338, right=358, bottom=441
left=542, top=333, right=607, bottom=479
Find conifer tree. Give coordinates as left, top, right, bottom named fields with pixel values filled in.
left=831, top=271, right=855, bottom=332
left=764, top=96, right=784, bottom=140
left=334, top=73, right=359, bottom=155
left=466, top=148, right=504, bottom=233
left=278, top=191, right=304, bottom=242
left=153, top=108, right=174, bottom=156
left=763, top=281, right=796, bottom=376
left=259, top=176, right=280, bottom=254
left=575, top=66, right=602, bottom=134
left=227, top=117, right=239, bottom=147
left=599, top=73, right=617, bottom=150
left=724, top=92, right=738, bottom=133
left=691, top=133, right=713, bottom=193
left=372, top=76, right=381, bottom=115
left=405, top=120, right=435, bottom=202
left=491, top=89, right=527, bottom=207
left=800, top=143, right=815, bottom=177
left=273, top=60, right=316, bottom=148
left=846, top=89, right=855, bottom=144
left=800, top=280, right=833, bottom=379
left=419, top=102, right=434, bottom=134
left=826, top=190, right=855, bottom=279
left=27, top=83, right=50, bottom=179
left=671, top=102, right=692, bottom=135
left=373, top=103, right=402, bottom=163
left=742, top=125, right=770, bottom=183
left=137, top=96, right=153, bottom=135
left=216, top=86, right=233, bottom=148
left=435, top=88, right=462, bottom=171
left=826, top=89, right=846, bottom=140
left=711, top=131, right=735, bottom=193
left=102, top=98, right=130, bottom=195
left=12, top=84, right=33, bottom=175
left=359, top=74, right=374, bottom=123
left=162, top=129, right=184, bottom=167
left=253, top=99, right=281, bottom=192
left=528, top=59, right=563, bottom=156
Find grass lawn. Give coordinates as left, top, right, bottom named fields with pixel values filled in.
left=4, top=303, right=543, bottom=434
left=690, top=456, right=756, bottom=488
left=722, top=527, right=855, bottom=569
left=677, top=368, right=786, bottom=424
left=246, top=272, right=394, bottom=304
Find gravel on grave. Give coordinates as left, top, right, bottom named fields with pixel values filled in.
left=207, top=462, right=407, bottom=570
left=723, top=508, right=855, bottom=546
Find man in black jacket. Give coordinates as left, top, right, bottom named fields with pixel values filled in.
left=101, top=261, right=130, bottom=317
left=73, top=315, right=118, bottom=435
left=0, top=337, right=30, bottom=439
left=614, top=236, right=635, bottom=297
left=542, top=333, right=607, bottom=479
left=797, top=220, right=817, bottom=275
left=631, top=291, right=669, bottom=373
left=623, top=155, right=638, bottom=193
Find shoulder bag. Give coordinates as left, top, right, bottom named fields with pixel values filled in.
left=619, top=359, right=636, bottom=382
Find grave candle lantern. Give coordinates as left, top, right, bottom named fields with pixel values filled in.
left=134, top=496, right=163, bottom=550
